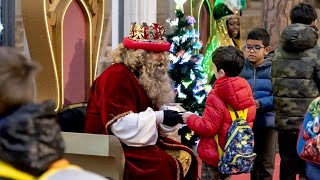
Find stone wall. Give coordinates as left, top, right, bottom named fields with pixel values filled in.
left=240, top=1, right=263, bottom=43
left=241, top=1, right=320, bottom=45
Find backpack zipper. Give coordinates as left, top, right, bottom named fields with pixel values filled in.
left=231, top=153, right=256, bottom=165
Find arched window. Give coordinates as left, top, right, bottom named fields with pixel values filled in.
left=189, top=0, right=214, bottom=52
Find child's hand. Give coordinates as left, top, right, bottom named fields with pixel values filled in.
left=181, top=112, right=193, bottom=123
left=255, top=100, right=260, bottom=109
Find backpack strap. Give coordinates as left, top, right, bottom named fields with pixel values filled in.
left=214, top=135, right=224, bottom=158
left=214, top=105, right=249, bottom=159
left=227, top=105, right=248, bottom=121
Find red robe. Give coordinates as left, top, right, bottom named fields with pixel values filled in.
left=85, top=63, right=198, bottom=180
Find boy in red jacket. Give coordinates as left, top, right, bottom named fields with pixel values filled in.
left=182, top=46, right=256, bottom=180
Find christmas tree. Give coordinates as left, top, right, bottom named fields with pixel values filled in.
left=166, top=9, right=207, bottom=148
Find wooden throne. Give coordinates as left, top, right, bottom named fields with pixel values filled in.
left=22, top=0, right=104, bottom=111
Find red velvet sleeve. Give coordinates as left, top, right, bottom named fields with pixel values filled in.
left=85, top=64, right=139, bottom=134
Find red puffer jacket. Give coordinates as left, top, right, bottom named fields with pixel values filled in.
left=187, top=76, right=256, bottom=167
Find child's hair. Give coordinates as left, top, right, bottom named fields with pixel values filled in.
left=290, top=2, right=317, bottom=25
left=247, top=28, right=270, bottom=47
left=0, top=47, right=39, bottom=114
left=212, top=46, right=244, bottom=77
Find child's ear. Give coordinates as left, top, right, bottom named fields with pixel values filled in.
left=265, top=46, right=271, bottom=55
left=219, top=69, right=225, bottom=77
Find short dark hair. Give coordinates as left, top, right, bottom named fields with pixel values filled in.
left=212, top=46, right=244, bottom=77
left=247, top=28, right=270, bottom=47
left=290, top=3, right=317, bottom=25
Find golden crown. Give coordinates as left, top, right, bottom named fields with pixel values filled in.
left=129, top=22, right=166, bottom=43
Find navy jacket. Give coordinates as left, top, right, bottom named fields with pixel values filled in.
left=239, top=58, right=275, bottom=127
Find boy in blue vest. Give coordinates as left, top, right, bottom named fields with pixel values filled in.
left=239, top=28, right=277, bottom=180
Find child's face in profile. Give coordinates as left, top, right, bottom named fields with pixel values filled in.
left=227, top=18, right=240, bottom=38
left=245, top=39, right=270, bottom=66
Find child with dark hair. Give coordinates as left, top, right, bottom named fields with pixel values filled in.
left=239, top=28, right=277, bottom=180
left=0, top=47, right=107, bottom=180
left=290, top=2, right=317, bottom=25
left=272, top=2, right=320, bottom=179
left=182, top=46, right=256, bottom=180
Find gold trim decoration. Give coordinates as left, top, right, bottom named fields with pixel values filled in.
left=174, top=158, right=181, bottom=180
left=105, top=111, right=134, bottom=134
left=59, top=102, right=88, bottom=112
left=159, top=139, right=194, bottom=153
left=22, top=0, right=105, bottom=111
left=128, top=22, right=167, bottom=42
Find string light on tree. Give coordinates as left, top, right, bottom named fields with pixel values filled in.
left=166, top=3, right=207, bottom=148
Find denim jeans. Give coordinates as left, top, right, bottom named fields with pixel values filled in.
left=306, top=162, right=320, bottom=180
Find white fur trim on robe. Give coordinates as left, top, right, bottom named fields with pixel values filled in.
left=110, top=107, right=160, bottom=147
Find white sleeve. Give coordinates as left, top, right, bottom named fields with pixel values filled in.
left=110, top=107, right=160, bottom=147
left=158, top=104, right=183, bottom=136
left=159, top=124, right=180, bottom=137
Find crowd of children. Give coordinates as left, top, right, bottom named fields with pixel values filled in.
left=182, top=2, right=320, bottom=180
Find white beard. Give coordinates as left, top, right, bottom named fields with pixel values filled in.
left=138, top=65, right=175, bottom=108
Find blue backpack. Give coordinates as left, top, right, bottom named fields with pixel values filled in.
left=214, top=105, right=256, bottom=174
left=297, top=97, right=320, bottom=165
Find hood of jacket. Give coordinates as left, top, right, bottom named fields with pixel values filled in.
left=214, top=76, right=255, bottom=110
left=281, top=23, right=318, bottom=52
left=0, top=101, right=64, bottom=177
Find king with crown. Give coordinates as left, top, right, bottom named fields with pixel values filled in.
left=84, top=22, right=198, bottom=180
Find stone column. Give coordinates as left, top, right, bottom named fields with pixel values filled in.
left=123, top=0, right=157, bottom=37
left=112, top=0, right=121, bottom=49
left=156, top=0, right=176, bottom=36
left=15, top=0, right=30, bottom=58
left=2, top=0, right=15, bottom=47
